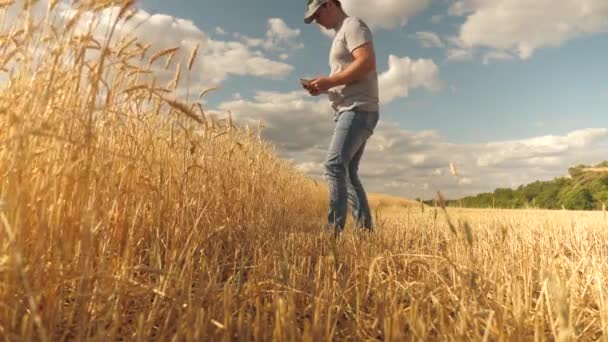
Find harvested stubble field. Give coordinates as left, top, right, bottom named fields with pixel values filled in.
left=1, top=1, right=608, bottom=341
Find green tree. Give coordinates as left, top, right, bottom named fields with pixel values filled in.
left=560, top=189, right=594, bottom=210
left=568, top=165, right=585, bottom=178
left=451, top=161, right=608, bottom=210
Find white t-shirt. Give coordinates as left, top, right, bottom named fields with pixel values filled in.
left=328, top=17, right=379, bottom=115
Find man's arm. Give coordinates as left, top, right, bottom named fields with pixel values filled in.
left=329, top=43, right=376, bottom=86
left=310, top=43, right=376, bottom=92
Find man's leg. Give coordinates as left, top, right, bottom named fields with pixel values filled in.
left=347, top=141, right=373, bottom=230
left=324, top=111, right=369, bottom=234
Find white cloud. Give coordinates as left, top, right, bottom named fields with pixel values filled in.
left=341, top=0, right=431, bottom=29
left=267, top=18, right=299, bottom=39
left=450, top=0, right=608, bottom=59
left=458, top=177, right=473, bottom=185
left=65, top=6, right=294, bottom=91
left=236, top=34, right=264, bottom=47
left=360, top=127, right=608, bottom=198
left=3, top=0, right=62, bottom=28
left=2, top=2, right=294, bottom=100
left=234, top=18, right=303, bottom=52
left=445, top=36, right=474, bottom=62
left=216, top=84, right=608, bottom=199
left=413, top=31, right=444, bottom=48
left=14, top=1, right=606, bottom=200
left=482, top=50, right=514, bottom=64
left=265, top=18, right=300, bottom=48
left=446, top=48, right=473, bottom=61
left=379, top=55, right=443, bottom=104
left=218, top=90, right=333, bottom=152
left=295, top=162, right=322, bottom=174
left=215, top=26, right=227, bottom=35
left=476, top=128, right=608, bottom=167
left=214, top=53, right=443, bottom=157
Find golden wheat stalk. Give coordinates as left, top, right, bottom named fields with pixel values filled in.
left=161, top=95, right=203, bottom=124
left=116, top=36, right=137, bottom=57
left=117, top=0, right=136, bottom=20
left=170, top=62, right=181, bottom=91
left=164, top=49, right=177, bottom=69
left=127, top=69, right=152, bottom=77
left=137, top=42, right=151, bottom=61
left=199, top=86, right=220, bottom=98
left=47, top=0, right=58, bottom=11
left=0, top=0, right=15, bottom=9
left=449, top=162, right=458, bottom=177
left=187, top=42, right=199, bottom=71
left=65, top=7, right=84, bottom=31
left=148, top=46, right=179, bottom=67
left=3, top=2, right=604, bottom=341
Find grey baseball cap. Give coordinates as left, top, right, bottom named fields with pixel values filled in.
left=304, top=0, right=328, bottom=24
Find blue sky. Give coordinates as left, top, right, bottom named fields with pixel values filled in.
left=137, top=0, right=607, bottom=142
left=128, top=0, right=608, bottom=199
left=9, top=0, right=604, bottom=199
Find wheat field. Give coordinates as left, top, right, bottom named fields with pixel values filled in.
left=1, top=1, right=608, bottom=341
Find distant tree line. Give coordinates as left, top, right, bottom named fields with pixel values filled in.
left=425, top=161, right=608, bottom=210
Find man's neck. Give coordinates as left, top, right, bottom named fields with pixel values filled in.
left=331, top=12, right=348, bottom=30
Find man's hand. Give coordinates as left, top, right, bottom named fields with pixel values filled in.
left=301, top=77, right=328, bottom=96
left=307, top=87, right=323, bottom=96
left=302, top=84, right=320, bottom=96
left=310, top=76, right=334, bottom=92
left=300, top=78, right=320, bottom=96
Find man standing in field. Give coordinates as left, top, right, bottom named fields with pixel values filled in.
left=303, top=0, right=379, bottom=235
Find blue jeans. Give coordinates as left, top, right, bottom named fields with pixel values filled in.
left=324, top=110, right=379, bottom=234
